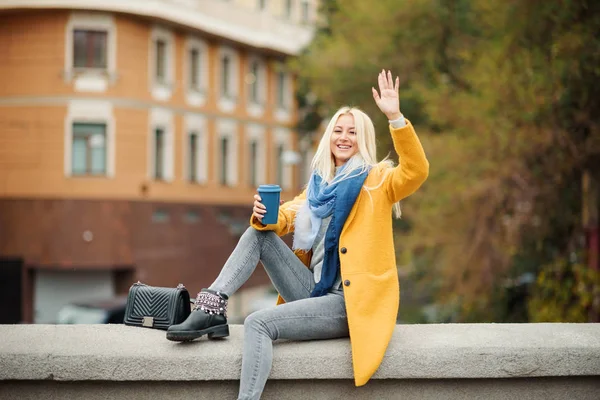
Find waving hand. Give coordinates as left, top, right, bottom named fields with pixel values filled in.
left=372, top=69, right=402, bottom=120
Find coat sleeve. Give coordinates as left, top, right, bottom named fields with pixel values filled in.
left=249, top=190, right=307, bottom=237
left=383, top=119, right=429, bottom=203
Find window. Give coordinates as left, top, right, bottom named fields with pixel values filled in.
left=152, top=209, right=169, bottom=223
left=220, top=136, right=229, bottom=186
left=65, top=13, right=116, bottom=93
left=154, top=128, right=165, bottom=180
left=149, top=108, right=174, bottom=181
left=155, top=39, right=167, bottom=84
left=285, top=0, right=293, bottom=19
left=274, top=129, right=292, bottom=189
left=246, top=125, right=265, bottom=186
left=185, top=38, right=208, bottom=106
left=247, top=56, right=266, bottom=116
left=276, top=143, right=284, bottom=187
left=189, top=132, right=198, bottom=182
left=277, top=71, right=287, bottom=109
left=184, top=210, right=201, bottom=224
left=66, top=100, right=114, bottom=177
left=218, top=47, right=239, bottom=112
left=185, top=115, right=208, bottom=183
left=274, top=66, right=292, bottom=120
left=217, top=120, right=238, bottom=185
left=250, top=61, right=260, bottom=104
left=71, top=123, right=107, bottom=176
left=150, top=27, right=174, bottom=100
left=73, top=30, right=107, bottom=69
left=301, top=0, right=310, bottom=23
left=249, top=140, right=258, bottom=187
left=221, top=55, right=231, bottom=98
left=190, top=48, right=200, bottom=89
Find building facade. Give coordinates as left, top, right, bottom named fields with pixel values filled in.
left=0, top=0, right=318, bottom=323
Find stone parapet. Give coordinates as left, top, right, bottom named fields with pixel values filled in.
left=1, top=323, right=599, bottom=399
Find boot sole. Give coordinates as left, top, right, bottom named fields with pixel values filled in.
left=166, top=323, right=230, bottom=342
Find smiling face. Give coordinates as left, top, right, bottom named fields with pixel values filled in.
left=330, top=114, right=359, bottom=166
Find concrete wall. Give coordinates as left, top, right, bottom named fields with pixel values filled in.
left=1, top=323, right=599, bottom=399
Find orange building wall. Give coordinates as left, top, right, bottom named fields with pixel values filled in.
left=0, top=11, right=70, bottom=97
left=0, top=10, right=300, bottom=205
left=0, top=106, right=294, bottom=204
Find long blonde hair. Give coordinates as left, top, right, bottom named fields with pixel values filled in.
left=310, top=106, right=402, bottom=218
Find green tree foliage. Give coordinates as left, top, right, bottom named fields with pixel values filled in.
left=528, top=253, right=600, bottom=322
left=296, top=0, right=600, bottom=321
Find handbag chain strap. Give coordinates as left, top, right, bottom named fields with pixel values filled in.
left=133, top=281, right=186, bottom=290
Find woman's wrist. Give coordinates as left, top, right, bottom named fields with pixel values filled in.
left=386, top=111, right=403, bottom=121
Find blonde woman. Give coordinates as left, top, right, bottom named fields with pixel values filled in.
left=167, top=70, right=429, bottom=399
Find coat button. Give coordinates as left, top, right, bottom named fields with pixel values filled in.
left=344, top=280, right=351, bottom=287
left=340, top=247, right=347, bottom=254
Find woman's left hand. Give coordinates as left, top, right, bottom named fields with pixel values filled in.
left=372, top=69, right=402, bottom=120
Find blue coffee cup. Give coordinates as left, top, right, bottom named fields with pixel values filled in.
left=257, top=184, right=282, bottom=225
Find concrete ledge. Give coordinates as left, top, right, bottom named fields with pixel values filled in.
left=2, top=323, right=600, bottom=381
left=1, top=324, right=600, bottom=399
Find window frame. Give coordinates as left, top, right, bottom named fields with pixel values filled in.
left=285, top=0, right=294, bottom=19
left=150, top=26, right=175, bottom=101
left=71, top=122, right=108, bottom=176
left=249, top=140, right=259, bottom=187
left=148, top=108, right=174, bottom=182
left=273, top=63, right=293, bottom=121
left=64, top=12, right=117, bottom=92
left=273, top=128, right=293, bottom=190
left=218, top=46, right=239, bottom=112
left=301, top=0, right=311, bottom=23
left=276, top=70, right=287, bottom=109
left=184, top=114, right=208, bottom=184
left=246, top=124, right=266, bottom=188
left=275, top=142, right=285, bottom=187
left=185, top=37, right=209, bottom=106
left=216, top=119, right=239, bottom=187
left=64, top=100, right=115, bottom=178
left=247, top=55, right=267, bottom=117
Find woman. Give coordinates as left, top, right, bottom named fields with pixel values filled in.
left=167, top=70, right=429, bottom=399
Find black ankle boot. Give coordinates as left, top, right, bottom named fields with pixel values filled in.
left=166, top=288, right=229, bottom=342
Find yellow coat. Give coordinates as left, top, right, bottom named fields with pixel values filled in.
left=250, top=120, right=429, bottom=386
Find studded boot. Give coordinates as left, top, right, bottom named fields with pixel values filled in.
left=166, top=288, right=229, bottom=342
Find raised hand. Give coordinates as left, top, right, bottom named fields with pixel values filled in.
left=372, top=69, right=402, bottom=120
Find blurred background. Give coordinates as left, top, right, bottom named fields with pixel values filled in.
left=0, top=0, right=598, bottom=325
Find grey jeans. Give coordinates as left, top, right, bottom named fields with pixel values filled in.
left=209, top=227, right=349, bottom=400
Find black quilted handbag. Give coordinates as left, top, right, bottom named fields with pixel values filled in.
left=123, top=281, right=191, bottom=330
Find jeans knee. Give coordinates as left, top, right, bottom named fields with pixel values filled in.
left=243, top=226, right=268, bottom=238
left=244, top=310, right=275, bottom=339
left=242, top=227, right=277, bottom=243
left=243, top=311, right=262, bottom=331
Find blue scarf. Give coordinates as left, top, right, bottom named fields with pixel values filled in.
left=304, top=164, right=370, bottom=297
